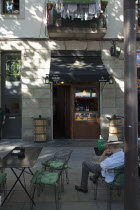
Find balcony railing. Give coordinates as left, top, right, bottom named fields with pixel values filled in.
left=47, top=3, right=107, bottom=40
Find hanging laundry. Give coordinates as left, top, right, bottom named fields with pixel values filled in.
left=54, top=0, right=101, bottom=21
left=79, top=4, right=89, bottom=9
left=61, top=4, right=70, bottom=19
left=95, top=0, right=101, bottom=17
left=67, top=4, right=77, bottom=13
left=47, top=4, right=54, bottom=25
left=55, top=0, right=63, bottom=13
left=89, top=4, right=96, bottom=14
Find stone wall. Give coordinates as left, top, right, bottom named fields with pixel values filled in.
left=0, top=40, right=53, bottom=141
left=0, top=39, right=124, bottom=140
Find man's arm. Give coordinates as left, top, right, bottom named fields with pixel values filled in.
left=97, top=149, right=111, bottom=165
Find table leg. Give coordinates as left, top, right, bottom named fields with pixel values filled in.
left=1, top=168, right=35, bottom=206
left=11, top=168, right=35, bottom=206
left=1, top=168, right=26, bottom=206
left=17, top=167, right=34, bottom=175
left=28, top=167, right=34, bottom=175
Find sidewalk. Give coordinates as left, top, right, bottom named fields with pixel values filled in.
left=0, top=139, right=138, bottom=210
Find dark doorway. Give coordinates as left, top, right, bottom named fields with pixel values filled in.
left=53, top=85, right=71, bottom=139
left=1, top=52, right=22, bottom=139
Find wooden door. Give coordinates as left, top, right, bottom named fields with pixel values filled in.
left=72, top=84, right=100, bottom=139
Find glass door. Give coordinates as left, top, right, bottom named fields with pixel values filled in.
left=1, top=52, right=22, bottom=139
left=72, top=85, right=100, bottom=139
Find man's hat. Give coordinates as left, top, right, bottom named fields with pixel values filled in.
left=106, top=135, right=123, bottom=145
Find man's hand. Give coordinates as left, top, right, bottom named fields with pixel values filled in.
left=97, top=149, right=111, bottom=165
left=103, top=149, right=111, bottom=155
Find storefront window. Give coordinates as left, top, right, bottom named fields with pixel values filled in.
left=5, top=53, right=21, bottom=81
left=74, top=88, right=98, bottom=121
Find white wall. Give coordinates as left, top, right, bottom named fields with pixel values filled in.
left=105, top=0, right=123, bottom=39
left=0, top=0, right=123, bottom=39
left=0, top=0, right=47, bottom=38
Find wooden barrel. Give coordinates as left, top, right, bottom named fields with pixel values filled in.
left=109, top=118, right=123, bottom=140
left=33, top=116, right=47, bottom=142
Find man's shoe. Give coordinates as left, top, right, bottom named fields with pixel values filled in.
left=89, top=175, right=98, bottom=184
left=75, top=185, right=88, bottom=193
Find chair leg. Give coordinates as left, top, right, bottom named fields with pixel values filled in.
left=107, top=184, right=112, bottom=210
left=117, top=187, right=121, bottom=197
left=22, top=172, right=26, bottom=189
left=30, top=184, right=36, bottom=210
left=55, top=185, right=61, bottom=210
left=65, top=169, right=69, bottom=184
left=60, top=172, right=64, bottom=192
left=94, top=182, right=98, bottom=200
left=0, top=178, right=7, bottom=205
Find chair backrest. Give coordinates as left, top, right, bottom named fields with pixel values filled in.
left=113, top=165, right=124, bottom=186
left=0, top=157, right=4, bottom=173
left=54, top=149, right=73, bottom=162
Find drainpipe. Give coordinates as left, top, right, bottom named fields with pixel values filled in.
left=124, top=1, right=138, bottom=210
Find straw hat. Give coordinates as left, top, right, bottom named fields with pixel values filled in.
left=106, top=135, right=123, bottom=145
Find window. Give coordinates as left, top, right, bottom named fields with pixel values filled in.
left=3, top=0, right=20, bottom=14
left=5, top=53, right=21, bottom=81
left=74, top=88, right=98, bottom=121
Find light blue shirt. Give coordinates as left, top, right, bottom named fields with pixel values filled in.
left=100, top=151, right=124, bottom=183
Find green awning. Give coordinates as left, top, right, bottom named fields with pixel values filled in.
left=63, top=0, right=96, bottom=4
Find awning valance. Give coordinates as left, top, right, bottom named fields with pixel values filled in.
left=49, top=56, right=110, bottom=83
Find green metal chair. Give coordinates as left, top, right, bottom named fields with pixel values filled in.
left=0, top=172, right=7, bottom=205
left=92, top=165, right=124, bottom=210
left=42, top=149, right=73, bottom=191
left=31, top=155, right=67, bottom=210
left=30, top=170, right=62, bottom=210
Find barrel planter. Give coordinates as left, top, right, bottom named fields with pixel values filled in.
left=33, top=116, right=47, bottom=142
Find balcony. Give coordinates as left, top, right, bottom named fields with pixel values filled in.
left=136, top=1, right=140, bottom=38
left=47, top=3, right=107, bottom=40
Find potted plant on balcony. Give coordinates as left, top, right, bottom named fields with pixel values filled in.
left=101, top=0, right=108, bottom=10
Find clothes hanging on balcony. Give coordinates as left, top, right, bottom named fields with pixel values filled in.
left=67, top=4, right=77, bottom=13
left=48, top=0, right=101, bottom=21
left=61, top=3, right=101, bottom=20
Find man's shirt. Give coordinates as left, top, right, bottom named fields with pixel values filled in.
left=100, top=151, right=124, bottom=183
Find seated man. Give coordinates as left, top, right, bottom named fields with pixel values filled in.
left=75, top=135, right=124, bottom=193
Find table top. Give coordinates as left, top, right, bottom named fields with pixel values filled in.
left=0, top=147, right=42, bottom=168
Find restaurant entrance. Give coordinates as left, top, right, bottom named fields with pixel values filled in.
left=53, top=83, right=100, bottom=139
left=53, top=85, right=71, bottom=139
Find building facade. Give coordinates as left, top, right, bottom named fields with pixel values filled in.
left=0, top=0, right=128, bottom=141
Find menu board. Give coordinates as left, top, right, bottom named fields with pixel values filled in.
left=75, top=112, right=97, bottom=121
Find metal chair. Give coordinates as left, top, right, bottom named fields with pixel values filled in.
left=92, top=165, right=124, bottom=210
left=42, top=149, right=73, bottom=191
left=30, top=168, right=64, bottom=210
left=0, top=172, right=7, bottom=205
left=0, top=157, right=7, bottom=205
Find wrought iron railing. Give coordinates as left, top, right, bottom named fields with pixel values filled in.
left=47, top=2, right=107, bottom=30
